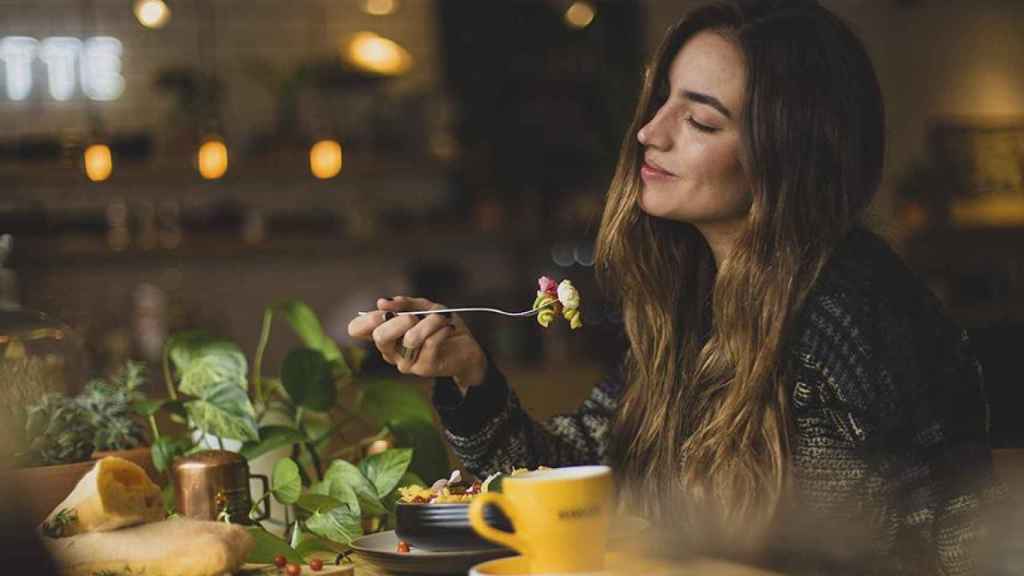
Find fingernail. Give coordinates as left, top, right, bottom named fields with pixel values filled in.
left=383, top=312, right=395, bottom=321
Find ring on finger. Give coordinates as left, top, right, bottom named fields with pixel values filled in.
left=396, top=342, right=419, bottom=361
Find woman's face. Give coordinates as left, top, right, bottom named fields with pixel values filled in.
left=637, top=31, right=750, bottom=231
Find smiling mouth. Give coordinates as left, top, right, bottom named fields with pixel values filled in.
left=641, top=160, right=676, bottom=178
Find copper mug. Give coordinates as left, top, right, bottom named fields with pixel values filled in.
left=172, top=450, right=270, bottom=524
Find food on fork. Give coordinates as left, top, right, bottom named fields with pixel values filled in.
left=533, top=276, right=583, bottom=329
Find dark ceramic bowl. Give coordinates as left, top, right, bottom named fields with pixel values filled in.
left=394, top=501, right=513, bottom=552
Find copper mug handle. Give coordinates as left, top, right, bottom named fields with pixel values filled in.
left=250, top=473, right=271, bottom=522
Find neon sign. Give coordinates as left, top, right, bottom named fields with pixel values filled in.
left=0, top=36, right=124, bottom=101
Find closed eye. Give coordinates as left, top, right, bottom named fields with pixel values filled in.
left=687, top=116, right=717, bottom=133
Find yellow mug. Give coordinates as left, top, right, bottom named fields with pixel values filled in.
left=469, top=465, right=613, bottom=573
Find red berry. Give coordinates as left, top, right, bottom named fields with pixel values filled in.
left=273, top=554, right=287, bottom=568
left=310, top=558, right=324, bottom=571
left=286, top=563, right=302, bottom=576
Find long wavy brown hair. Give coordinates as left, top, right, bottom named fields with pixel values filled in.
left=596, top=0, right=885, bottom=544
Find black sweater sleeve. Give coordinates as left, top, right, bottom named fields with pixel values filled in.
left=431, top=359, right=622, bottom=478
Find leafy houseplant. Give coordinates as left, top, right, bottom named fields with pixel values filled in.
left=19, top=362, right=149, bottom=467
left=245, top=448, right=422, bottom=564
left=8, top=362, right=155, bottom=524
left=143, top=300, right=450, bottom=560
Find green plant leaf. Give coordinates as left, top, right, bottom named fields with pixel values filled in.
left=340, top=346, right=367, bottom=376
left=281, top=348, right=336, bottom=411
left=271, top=458, right=302, bottom=505
left=358, top=448, right=413, bottom=499
left=275, top=300, right=343, bottom=364
left=185, top=443, right=207, bottom=456
left=330, top=359, right=352, bottom=381
left=166, top=331, right=216, bottom=371
left=309, top=477, right=360, bottom=517
left=245, top=526, right=303, bottom=564
left=324, top=459, right=388, bottom=516
left=261, top=377, right=288, bottom=401
left=305, top=506, right=363, bottom=546
left=134, top=399, right=187, bottom=422
left=289, top=521, right=304, bottom=549
left=358, top=379, right=434, bottom=427
left=165, top=400, right=188, bottom=420
left=166, top=333, right=246, bottom=392
left=133, top=398, right=167, bottom=417
left=161, top=484, right=176, bottom=515
left=294, top=533, right=347, bottom=559
left=151, top=435, right=193, bottom=474
left=240, top=425, right=306, bottom=461
left=390, top=418, right=450, bottom=485
left=295, top=493, right=344, bottom=514
left=183, top=382, right=259, bottom=441
left=177, top=341, right=248, bottom=397
left=304, top=413, right=339, bottom=448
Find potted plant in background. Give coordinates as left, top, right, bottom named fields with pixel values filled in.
left=6, top=361, right=158, bottom=524
left=142, top=299, right=450, bottom=563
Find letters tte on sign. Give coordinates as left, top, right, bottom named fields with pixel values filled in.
left=0, top=35, right=124, bottom=101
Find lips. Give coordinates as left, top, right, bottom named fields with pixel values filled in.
left=640, top=158, right=676, bottom=179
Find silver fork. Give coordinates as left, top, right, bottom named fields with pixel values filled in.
left=358, top=302, right=555, bottom=318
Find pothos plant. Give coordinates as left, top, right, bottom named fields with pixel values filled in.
left=245, top=448, right=423, bottom=564
left=136, top=300, right=450, bottom=559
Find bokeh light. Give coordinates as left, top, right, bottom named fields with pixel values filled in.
left=84, top=144, right=113, bottom=182
left=310, top=139, right=343, bottom=179
left=363, top=0, right=398, bottom=16
left=134, top=0, right=171, bottom=29
left=344, top=32, right=413, bottom=76
left=197, top=138, right=229, bottom=180
left=565, top=1, right=596, bottom=30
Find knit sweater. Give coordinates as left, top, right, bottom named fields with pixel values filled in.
left=431, top=228, right=1000, bottom=575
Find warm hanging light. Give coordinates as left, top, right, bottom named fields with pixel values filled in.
left=84, top=144, right=113, bottom=182
left=134, top=0, right=171, bottom=29
left=363, top=0, right=398, bottom=16
left=565, top=1, right=596, bottom=29
left=310, top=139, right=343, bottom=179
left=197, top=137, right=228, bottom=180
left=344, top=32, right=412, bottom=76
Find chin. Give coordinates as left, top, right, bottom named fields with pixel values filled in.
left=638, top=187, right=681, bottom=221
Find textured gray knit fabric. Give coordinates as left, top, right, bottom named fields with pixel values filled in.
left=432, top=228, right=1000, bottom=574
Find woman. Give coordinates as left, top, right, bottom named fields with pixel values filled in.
left=348, top=0, right=999, bottom=573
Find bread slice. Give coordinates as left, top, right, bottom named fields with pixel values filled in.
left=44, top=517, right=254, bottom=576
left=41, top=455, right=163, bottom=537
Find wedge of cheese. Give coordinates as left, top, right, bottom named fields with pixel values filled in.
left=41, top=455, right=163, bottom=537
left=44, top=517, right=254, bottom=576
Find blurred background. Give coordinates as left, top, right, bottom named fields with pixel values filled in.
left=0, top=0, right=1022, bottom=445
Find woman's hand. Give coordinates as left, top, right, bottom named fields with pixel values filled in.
left=347, top=296, right=488, bottom=391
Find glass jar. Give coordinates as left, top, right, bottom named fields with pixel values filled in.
left=0, top=235, right=86, bottom=458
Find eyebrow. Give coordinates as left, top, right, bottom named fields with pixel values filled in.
left=681, top=89, right=732, bottom=119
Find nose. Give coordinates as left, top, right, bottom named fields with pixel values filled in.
left=637, top=106, right=670, bottom=150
